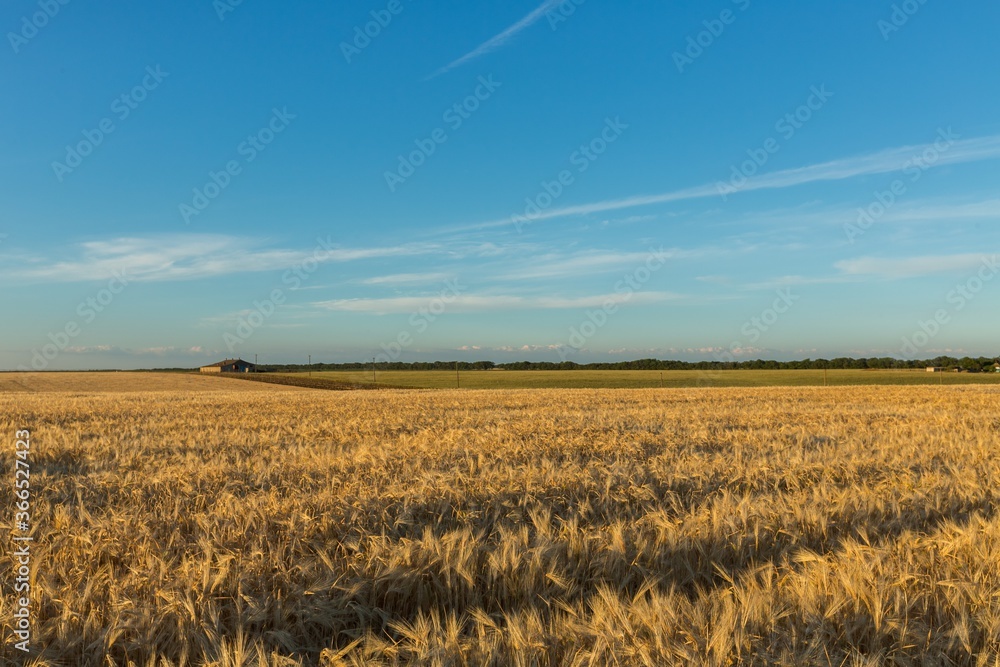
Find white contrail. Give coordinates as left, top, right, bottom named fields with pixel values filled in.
left=450, top=132, right=1000, bottom=232
left=427, top=0, right=563, bottom=79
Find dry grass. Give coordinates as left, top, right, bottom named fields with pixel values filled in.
left=2, top=385, right=999, bottom=665
left=0, top=372, right=305, bottom=394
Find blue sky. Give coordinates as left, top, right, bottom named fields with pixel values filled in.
left=2, top=0, right=999, bottom=369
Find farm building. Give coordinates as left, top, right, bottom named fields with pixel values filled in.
left=200, top=359, right=256, bottom=374
left=926, top=367, right=945, bottom=373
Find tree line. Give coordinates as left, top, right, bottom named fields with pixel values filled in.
left=257, top=356, right=1000, bottom=373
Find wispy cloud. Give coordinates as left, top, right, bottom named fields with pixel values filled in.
left=834, top=252, right=998, bottom=279
left=314, top=291, right=681, bottom=315
left=357, top=272, right=452, bottom=286
left=497, top=246, right=748, bottom=281
left=739, top=275, right=860, bottom=291
left=2, top=235, right=439, bottom=284
left=427, top=0, right=562, bottom=78
left=741, top=251, right=1000, bottom=290
left=459, top=344, right=565, bottom=353
left=873, top=198, right=1000, bottom=223
left=497, top=250, right=675, bottom=281
left=719, top=197, right=1000, bottom=234
left=454, top=133, right=1000, bottom=231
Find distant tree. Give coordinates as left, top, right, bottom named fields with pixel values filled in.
left=959, top=357, right=981, bottom=373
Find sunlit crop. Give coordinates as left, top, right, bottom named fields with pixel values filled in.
left=2, top=377, right=999, bottom=665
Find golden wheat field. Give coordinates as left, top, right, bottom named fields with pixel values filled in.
left=2, top=376, right=1000, bottom=665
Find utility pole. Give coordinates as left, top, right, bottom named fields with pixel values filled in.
left=372, top=357, right=376, bottom=384
left=660, top=372, right=664, bottom=388
left=254, top=354, right=257, bottom=373
left=456, top=361, right=460, bottom=389
left=308, top=354, right=311, bottom=377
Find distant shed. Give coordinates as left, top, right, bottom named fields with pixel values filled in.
left=926, top=367, right=945, bottom=373
left=200, top=359, right=256, bottom=374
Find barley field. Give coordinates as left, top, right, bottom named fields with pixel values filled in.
left=2, top=378, right=1000, bottom=665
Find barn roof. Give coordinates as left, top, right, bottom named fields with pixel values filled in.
left=201, top=358, right=253, bottom=368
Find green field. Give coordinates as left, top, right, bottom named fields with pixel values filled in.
left=279, top=368, right=1000, bottom=389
